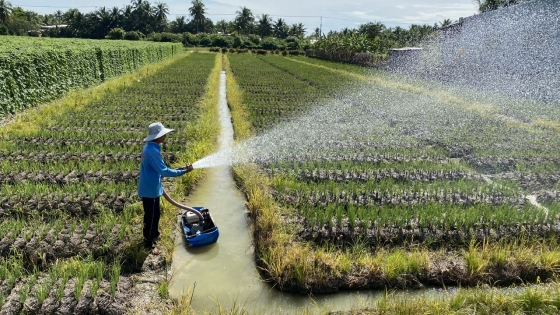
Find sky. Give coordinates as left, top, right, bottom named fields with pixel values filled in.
left=12, top=0, right=480, bottom=33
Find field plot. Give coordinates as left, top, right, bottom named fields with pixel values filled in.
left=227, top=53, right=560, bottom=293
left=0, top=52, right=217, bottom=314
left=0, top=37, right=182, bottom=116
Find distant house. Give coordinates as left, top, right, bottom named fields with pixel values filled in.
left=28, top=25, right=68, bottom=37
left=40, top=25, right=68, bottom=31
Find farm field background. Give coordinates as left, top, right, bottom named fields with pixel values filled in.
left=3, top=39, right=560, bottom=313
left=0, top=37, right=182, bottom=117
left=0, top=50, right=219, bottom=314
left=226, top=53, right=560, bottom=294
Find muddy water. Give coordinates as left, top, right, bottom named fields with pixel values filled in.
left=168, top=71, right=433, bottom=313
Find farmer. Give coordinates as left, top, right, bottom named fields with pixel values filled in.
left=138, top=122, right=193, bottom=255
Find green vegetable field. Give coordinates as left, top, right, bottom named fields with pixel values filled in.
left=227, top=53, right=560, bottom=294
left=3, top=43, right=560, bottom=313
left=0, top=51, right=217, bottom=314
left=0, top=37, right=182, bottom=116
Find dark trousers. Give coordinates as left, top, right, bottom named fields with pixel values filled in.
left=142, top=197, right=161, bottom=248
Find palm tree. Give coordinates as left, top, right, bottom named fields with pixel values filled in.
left=108, top=6, right=121, bottom=29
left=131, top=0, right=145, bottom=10
left=189, top=0, right=206, bottom=34
left=170, top=15, right=186, bottom=33
left=54, top=10, right=63, bottom=25
left=234, top=6, right=254, bottom=35
left=153, top=2, right=168, bottom=32
left=256, top=14, right=272, bottom=38
left=440, top=18, right=452, bottom=27
left=215, top=19, right=228, bottom=34
left=64, top=8, right=86, bottom=37
left=273, top=18, right=288, bottom=39
left=289, top=23, right=305, bottom=37
left=121, top=5, right=134, bottom=31
left=0, top=0, right=12, bottom=25
left=313, top=27, right=321, bottom=38
left=134, top=1, right=153, bottom=34
left=41, top=14, right=56, bottom=26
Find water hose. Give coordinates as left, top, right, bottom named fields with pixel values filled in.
left=162, top=190, right=204, bottom=221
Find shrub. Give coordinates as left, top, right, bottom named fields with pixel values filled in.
left=261, top=38, right=278, bottom=50
left=211, top=34, right=230, bottom=48
left=107, top=28, right=125, bottom=40
left=182, top=32, right=199, bottom=47
left=286, top=36, right=300, bottom=50
left=124, top=31, right=143, bottom=40
left=199, top=35, right=212, bottom=47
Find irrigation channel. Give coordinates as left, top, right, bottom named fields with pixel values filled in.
left=166, top=70, right=446, bottom=313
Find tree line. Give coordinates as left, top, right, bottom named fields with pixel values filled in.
left=0, top=0, right=530, bottom=53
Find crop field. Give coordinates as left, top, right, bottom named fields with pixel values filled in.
left=0, top=52, right=217, bottom=314
left=226, top=53, right=560, bottom=293
left=0, top=37, right=182, bottom=116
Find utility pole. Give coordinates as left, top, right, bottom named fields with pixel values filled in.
left=319, top=16, right=322, bottom=37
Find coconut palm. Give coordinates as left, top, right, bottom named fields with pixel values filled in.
left=289, top=23, right=305, bottom=37
left=153, top=2, right=168, bottom=32
left=273, top=18, right=288, bottom=39
left=64, top=8, right=86, bottom=37
left=256, top=14, right=272, bottom=38
left=121, top=5, right=134, bottom=31
left=170, top=15, right=187, bottom=33
left=234, top=6, right=254, bottom=35
left=0, top=0, right=12, bottom=25
left=188, top=0, right=206, bottom=33
left=54, top=10, right=63, bottom=25
left=215, top=19, right=228, bottom=34
left=313, top=27, right=321, bottom=38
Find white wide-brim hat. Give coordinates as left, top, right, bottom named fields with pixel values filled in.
left=144, top=122, right=174, bottom=142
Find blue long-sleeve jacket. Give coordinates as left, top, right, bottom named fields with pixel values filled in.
left=138, top=142, right=185, bottom=198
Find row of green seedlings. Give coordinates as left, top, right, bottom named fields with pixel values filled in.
left=259, top=149, right=456, bottom=166
left=265, top=161, right=475, bottom=181
left=5, top=136, right=186, bottom=153
left=273, top=175, right=521, bottom=201
left=0, top=148, right=177, bottom=164
left=0, top=182, right=136, bottom=216
left=297, top=201, right=553, bottom=231
left=80, top=103, right=197, bottom=112
left=0, top=209, right=133, bottom=264
left=61, top=113, right=192, bottom=125
left=0, top=256, right=123, bottom=311
left=0, top=159, right=138, bottom=177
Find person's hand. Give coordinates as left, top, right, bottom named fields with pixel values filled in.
left=185, top=164, right=194, bottom=172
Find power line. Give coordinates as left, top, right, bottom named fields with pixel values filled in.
left=13, top=4, right=100, bottom=8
